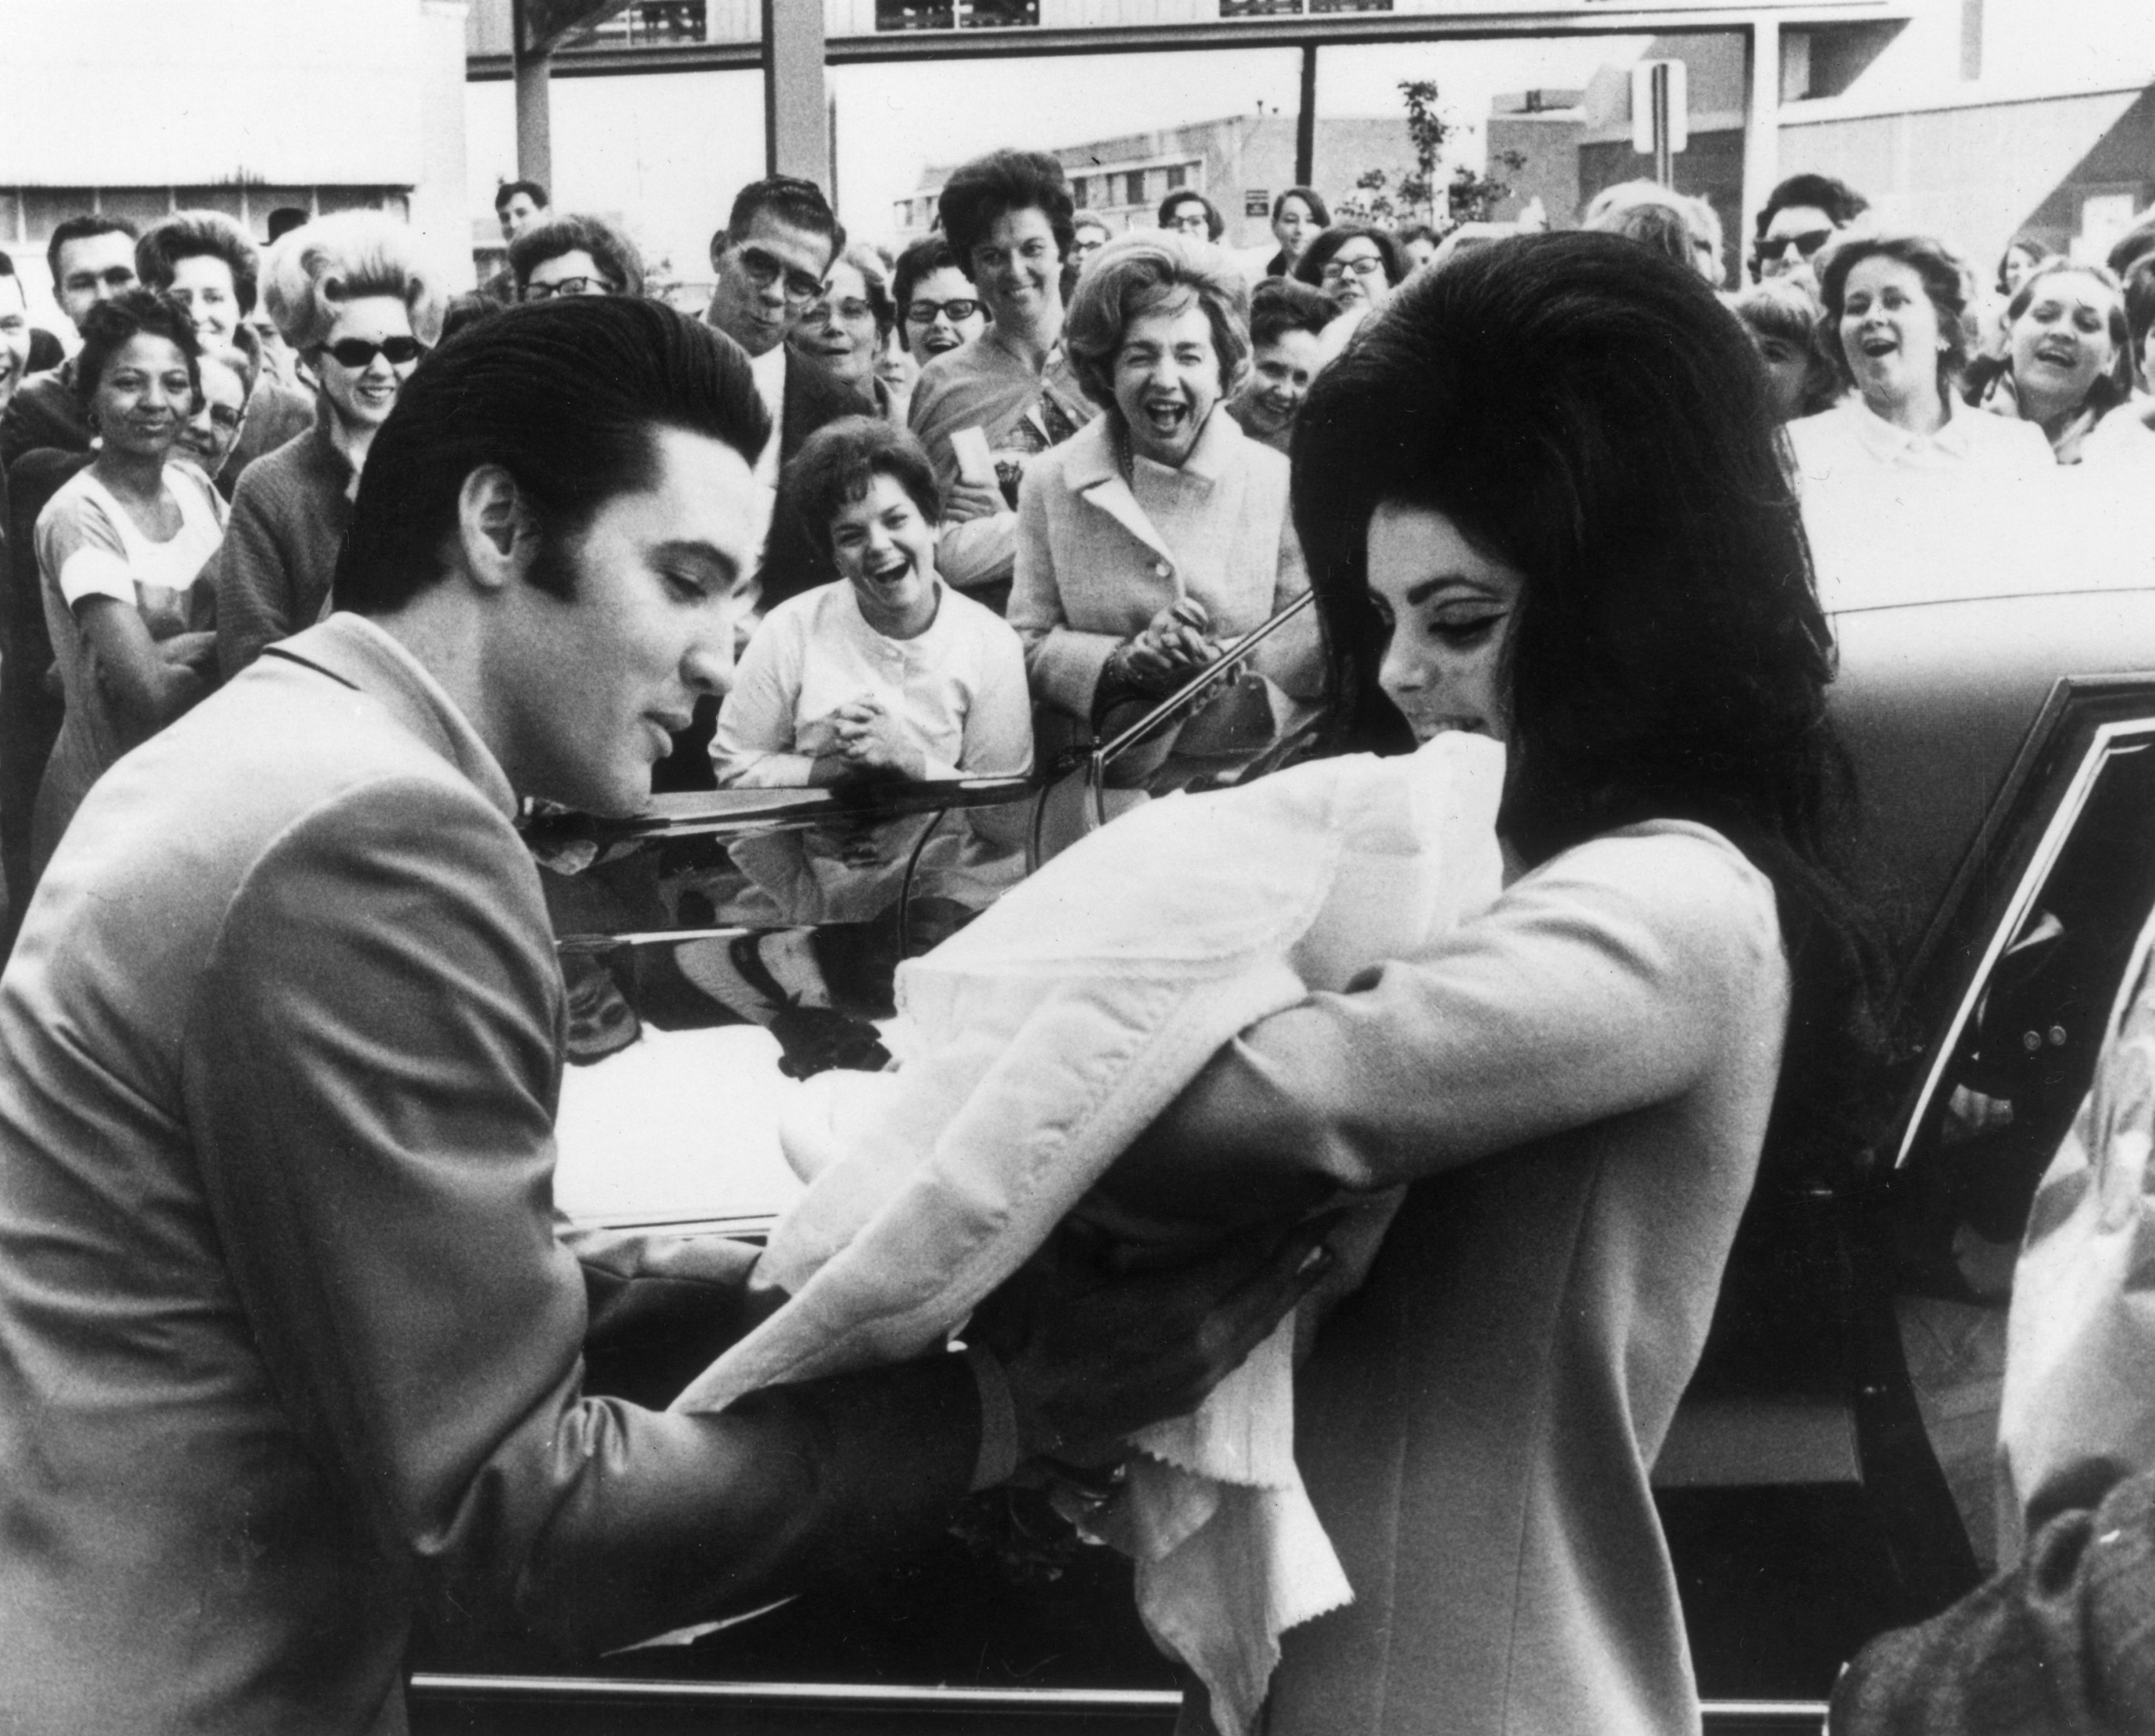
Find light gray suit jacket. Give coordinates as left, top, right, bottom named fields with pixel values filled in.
left=0, top=613, right=979, bottom=1734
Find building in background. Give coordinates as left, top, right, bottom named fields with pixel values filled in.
left=0, top=0, right=472, bottom=334
left=893, top=112, right=1411, bottom=252
left=1484, top=0, right=2155, bottom=282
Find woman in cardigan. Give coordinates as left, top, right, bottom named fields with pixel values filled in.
left=1113, top=234, right=1872, bottom=1736
left=1007, top=230, right=1322, bottom=771
left=214, top=212, right=445, bottom=678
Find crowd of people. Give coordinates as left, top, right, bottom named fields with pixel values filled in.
left=4, top=136, right=2155, bottom=1736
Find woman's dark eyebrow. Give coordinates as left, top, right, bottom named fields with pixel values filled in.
left=1404, top=574, right=1495, bottom=607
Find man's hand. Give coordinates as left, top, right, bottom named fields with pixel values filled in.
left=971, top=1214, right=1338, bottom=1465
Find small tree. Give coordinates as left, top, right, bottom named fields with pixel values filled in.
left=1394, top=80, right=1448, bottom=222
left=1334, top=167, right=1399, bottom=229
left=1448, top=148, right=1528, bottom=225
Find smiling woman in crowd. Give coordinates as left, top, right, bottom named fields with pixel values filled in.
left=893, top=234, right=987, bottom=367
left=908, top=148, right=1098, bottom=612
left=33, top=290, right=224, bottom=876
left=215, top=210, right=445, bottom=678
left=791, top=242, right=906, bottom=424
left=1114, top=231, right=1871, bottom=1736
left=1965, top=258, right=2148, bottom=464
left=1787, top=232, right=2052, bottom=481
left=1009, top=230, right=1322, bottom=768
left=711, top=416, right=1031, bottom=926
left=1225, top=277, right=1337, bottom=453
left=1294, top=223, right=1411, bottom=318
left=508, top=211, right=645, bottom=302
left=134, top=210, right=314, bottom=494
left=1263, top=185, right=1329, bottom=280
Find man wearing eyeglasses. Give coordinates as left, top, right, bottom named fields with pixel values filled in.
left=703, top=177, right=863, bottom=500
left=1749, top=172, right=1870, bottom=288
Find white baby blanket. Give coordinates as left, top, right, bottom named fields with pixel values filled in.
left=672, top=731, right=1506, bottom=1735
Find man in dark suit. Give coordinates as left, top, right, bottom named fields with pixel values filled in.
left=0, top=299, right=1328, bottom=1733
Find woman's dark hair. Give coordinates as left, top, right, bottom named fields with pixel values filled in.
left=1996, top=234, right=2053, bottom=295
left=73, top=289, right=201, bottom=411
left=938, top=150, right=1076, bottom=269
left=509, top=212, right=646, bottom=299
left=1248, top=277, right=1337, bottom=349
left=135, top=210, right=261, bottom=316
left=1293, top=232, right=1875, bottom=1173
left=1816, top=232, right=1972, bottom=393
left=1966, top=257, right=2135, bottom=413
left=1270, top=186, right=1330, bottom=229
left=1756, top=172, right=1868, bottom=238
left=1158, top=190, right=1225, bottom=242
left=893, top=234, right=965, bottom=321
left=336, top=298, right=768, bottom=616
left=2127, top=258, right=2155, bottom=361
left=1294, top=225, right=1411, bottom=292
left=776, top=416, right=941, bottom=567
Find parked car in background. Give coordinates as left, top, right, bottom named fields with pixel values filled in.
left=411, top=551, right=2155, bottom=1735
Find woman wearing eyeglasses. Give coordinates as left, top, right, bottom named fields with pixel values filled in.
left=213, top=212, right=445, bottom=679
left=893, top=234, right=987, bottom=366
left=791, top=244, right=908, bottom=425
left=1294, top=225, right=1411, bottom=317
left=508, top=212, right=645, bottom=303
left=32, top=290, right=225, bottom=878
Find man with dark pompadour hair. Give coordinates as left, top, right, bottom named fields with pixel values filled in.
left=0, top=296, right=1330, bottom=1735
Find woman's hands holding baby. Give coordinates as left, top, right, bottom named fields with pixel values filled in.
left=970, top=1211, right=1339, bottom=1467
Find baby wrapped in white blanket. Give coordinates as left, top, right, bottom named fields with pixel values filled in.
left=672, top=731, right=1505, bottom=1736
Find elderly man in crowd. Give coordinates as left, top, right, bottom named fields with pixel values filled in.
left=0, top=296, right=1329, bottom=1733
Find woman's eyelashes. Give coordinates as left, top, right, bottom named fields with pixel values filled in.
left=1430, top=608, right=1508, bottom=645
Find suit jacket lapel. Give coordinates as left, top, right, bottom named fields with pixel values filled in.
left=1064, top=421, right=1178, bottom=568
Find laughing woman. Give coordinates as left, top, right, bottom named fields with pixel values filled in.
left=1008, top=230, right=1323, bottom=764
left=712, top=417, right=1031, bottom=923
left=1787, top=233, right=2052, bottom=483
left=1965, top=258, right=2149, bottom=464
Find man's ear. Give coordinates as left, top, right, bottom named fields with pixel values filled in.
left=709, top=230, right=731, bottom=276
left=455, top=464, right=537, bottom=593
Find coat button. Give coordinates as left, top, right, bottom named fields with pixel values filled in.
left=1153, top=560, right=1170, bottom=578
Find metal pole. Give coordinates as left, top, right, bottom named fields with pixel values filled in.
left=512, top=0, right=554, bottom=188
left=1295, top=41, right=1317, bottom=188
left=1653, top=63, right=1673, bottom=187
left=1741, top=16, right=1782, bottom=254
left=763, top=0, right=830, bottom=185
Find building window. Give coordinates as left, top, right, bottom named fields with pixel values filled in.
left=1124, top=170, right=1147, bottom=206
left=877, top=0, right=1038, bottom=26
left=1071, top=177, right=1090, bottom=210
left=1245, top=188, right=1271, bottom=218
left=564, top=2, right=706, bottom=47
left=1165, top=164, right=1188, bottom=192
left=1309, top=0, right=1392, bottom=11
left=1221, top=1, right=1303, bottom=15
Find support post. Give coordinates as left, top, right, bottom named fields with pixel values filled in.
left=1295, top=41, right=1318, bottom=188
left=764, top=0, right=830, bottom=187
left=512, top=0, right=554, bottom=189
left=1741, top=16, right=1782, bottom=255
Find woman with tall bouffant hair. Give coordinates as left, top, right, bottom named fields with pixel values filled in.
left=1116, top=232, right=1877, bottom=1736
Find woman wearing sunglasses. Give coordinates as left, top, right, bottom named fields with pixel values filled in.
left=215, top=212, right=444, bottom=679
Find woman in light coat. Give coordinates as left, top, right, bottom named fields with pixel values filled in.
left=1007, top=230, right=1322, bottom=768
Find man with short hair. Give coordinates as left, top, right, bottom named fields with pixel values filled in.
left=484, top=180, right=552, bottom=302
left=703, top=175, right=861, bottom=490
left=0, top=298, right=1327, bottom=1733
left=0, top=216, right=138, bottom=469
left=1749, top=172, right=1870, bottom=287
